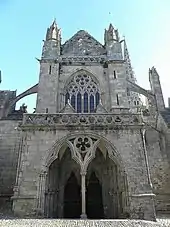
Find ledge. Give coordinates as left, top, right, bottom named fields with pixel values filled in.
left=20, top=113, right=142, bottom=130
left=131, top=193, right=156, bottom=198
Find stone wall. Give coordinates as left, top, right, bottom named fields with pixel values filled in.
left=0, top=120, right=21, bottom=212
left=13, top=126, right=155, bottom=219
left=146, top=127, right=170, bottom=214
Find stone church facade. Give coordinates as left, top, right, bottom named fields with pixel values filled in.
left=0, top=20, right=170, bottom=221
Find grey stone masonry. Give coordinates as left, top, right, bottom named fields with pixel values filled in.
left=1, top=20, right=170, bottom=222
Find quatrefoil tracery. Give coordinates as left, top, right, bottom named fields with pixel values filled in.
left=68, top=136, right=97, bottom=163
left=75, top=137, right=91, bottom=153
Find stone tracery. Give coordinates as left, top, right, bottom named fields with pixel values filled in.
left=65, top=72, right=100, bottom=113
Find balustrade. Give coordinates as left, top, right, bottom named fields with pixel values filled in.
left=22, top=113, right=142, bottom=127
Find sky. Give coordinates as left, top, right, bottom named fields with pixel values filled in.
left=0, top=0, right=170, bottom=112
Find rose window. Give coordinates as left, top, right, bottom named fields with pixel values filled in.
left=65, top=73, right=100, bottom=113
left=76, top=137, right=91, bottom=153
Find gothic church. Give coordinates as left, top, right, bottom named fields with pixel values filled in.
left=0, top=20, right=170, bottom=221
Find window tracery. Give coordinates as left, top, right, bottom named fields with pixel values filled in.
left=65, top=73, right=100, bottom=113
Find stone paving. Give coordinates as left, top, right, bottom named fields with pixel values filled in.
left=0, top=219, right=169, bottom=227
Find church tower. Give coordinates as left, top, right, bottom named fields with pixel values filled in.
left=104, top=24, right=129, bottom=111
left=36, top=20, right=61, bottom=113
left=12, top=21, right=156, bottom=221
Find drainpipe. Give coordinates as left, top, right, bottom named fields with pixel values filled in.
left=141, top=127, right=153, bottom=189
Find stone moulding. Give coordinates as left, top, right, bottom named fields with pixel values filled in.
left=131, top=193, right=156, bottom=198
left=21, top=113, right=142, bottom=129
left=41, top=55, right=125, bottom=64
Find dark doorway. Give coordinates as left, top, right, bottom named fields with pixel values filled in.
left=86, top=172, right=104, bottom=219
left=63, top=172, right=81, bottom=218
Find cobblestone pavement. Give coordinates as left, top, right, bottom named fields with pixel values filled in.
left=0, top=219, right=169, bottom=227
left=157, top=217, right=170, bottom=226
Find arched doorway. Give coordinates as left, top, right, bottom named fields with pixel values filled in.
left=86, top=172, right=104, bottom=219
left=86, top=147, right=126, bottom=219
left=44, top=147, right=81, bottom=218
left=44, top=135, right=128, bottom=219
left=63, top=172, right=81, bottom=218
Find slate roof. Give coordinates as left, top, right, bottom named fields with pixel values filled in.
left=62, top=30, right=106, bottom=56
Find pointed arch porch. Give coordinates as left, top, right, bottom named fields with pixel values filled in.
left=37, top=132, right=129, bottom=218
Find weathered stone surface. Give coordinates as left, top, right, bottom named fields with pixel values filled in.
left=0, top=219, right=166, bottom=227
left=0, top=20, right=170, bottom=222
left=62, top=30, right=106, bottom=56
left=0, top=120, right=21, bottom=212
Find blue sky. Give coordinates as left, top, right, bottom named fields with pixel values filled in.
left=0, top=0, right=170, bottom=111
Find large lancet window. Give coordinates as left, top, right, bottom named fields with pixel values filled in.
left=65, top=73, right=100, bottom=113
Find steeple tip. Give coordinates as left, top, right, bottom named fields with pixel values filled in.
left=52, top=18, right=57, bottom=28
left=45, top=19, right=61, bottom=41
left=108, top=23, right=114, bottom=31
left=105, top=22, right=119, bottom=44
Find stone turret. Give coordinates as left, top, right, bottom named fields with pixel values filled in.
left=36, top=20, right=61, bottom=113
left=124, top=39, right=141, bottom=108
left=104, top=23, right=123, bottom=61
left=104, top=23, right=129, bottom=111
left=149, top=67, right=165, bottom=111
left=42, top=19, right=61, bottom=59
left=104, top=23, right=119, bottom=45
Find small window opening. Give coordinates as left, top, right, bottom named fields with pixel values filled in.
left=49, top=65, right=52, bottom=74
left=137, top=101, right=139, bottom=105
left=103, top=62, right=108, bottom=68
left=127, top=88, right=130, bottom=96
left=134, top=101, right=136, bottom=105
left=114, top=70, right=117, bottom=79
left=116, top=94, right=119, bottom=105
left=45, top=108, right=48, bottom=113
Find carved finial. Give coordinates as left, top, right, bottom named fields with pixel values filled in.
left=108, top=23, right=114, bottom=31
left=105, top=23, right=119, bottom=44
left=45, top=19, right=60, bottom=41
left=52, top=18, right=57, bottom=26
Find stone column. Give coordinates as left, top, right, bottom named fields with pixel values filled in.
left=37, top=171, right=47, bottom=217
left=80, top=172, right=87, bottom=219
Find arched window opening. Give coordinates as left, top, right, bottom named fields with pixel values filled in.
left=77, top=92, right=82, bottom=113
left=65, top=73, right=100, bottom=113
left=65, top=92, right=70, bottom=105
left=90, top=95, right=94, bottom=112
left=84, top=92, right=88, bottom=113
left=71, top=95, right=76, bottom=109
left=49, top=65, right=52, bottom=74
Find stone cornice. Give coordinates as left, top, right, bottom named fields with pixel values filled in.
left=40, top=55, right=125, bottom=64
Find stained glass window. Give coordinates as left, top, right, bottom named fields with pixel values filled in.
left=77, top=92, right=82, bottom=113
left=65, top=73, right=100, bottom=113
left=84, top=92, right=88, bottom=113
